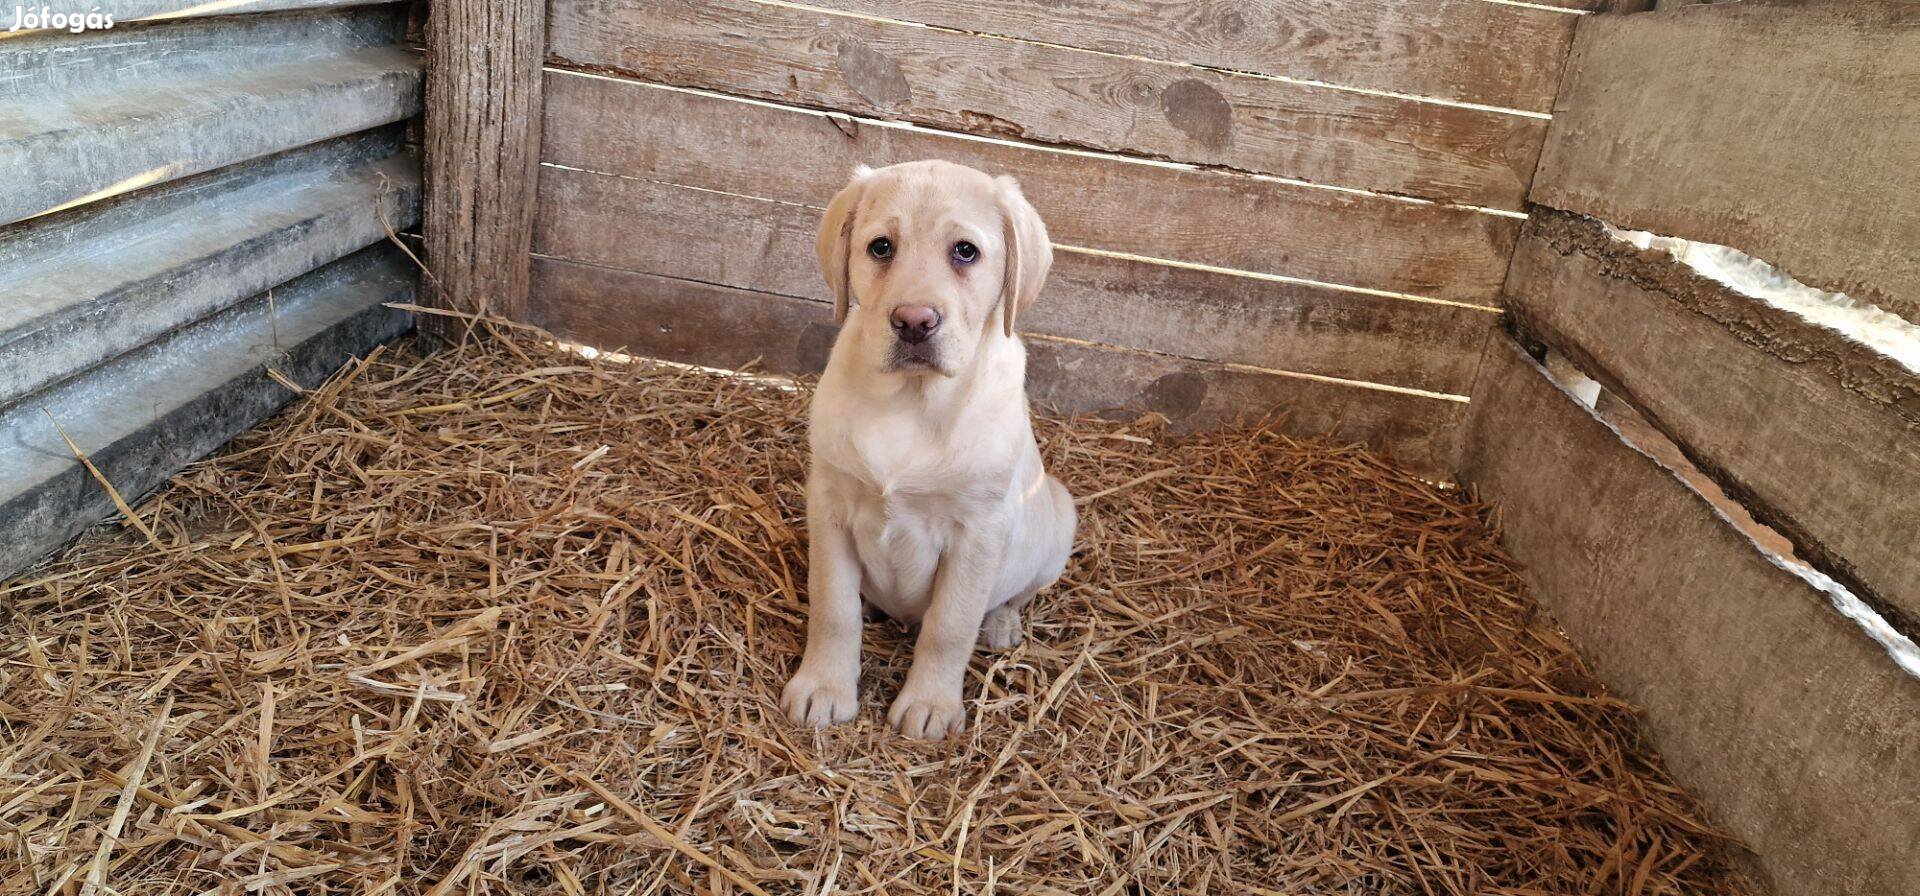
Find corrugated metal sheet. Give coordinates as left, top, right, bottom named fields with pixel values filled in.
left=0, top=2, right=422, bottom=578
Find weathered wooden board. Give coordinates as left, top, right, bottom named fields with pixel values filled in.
left=1532, top=0, right=1920, bottom=323
left=546, top=0, right=1548, bottom=209
left=532, top=257, right=1468, bottom=476
left=1506, top=210, right=1920, bottom=636
left=542, top=74, right=1520, bottom=304
left=1020, top=336, right=1465, bottom=481
left=805, top=0, right=1578, bottom=113
left=1036, top=251, right=1489, bottom=397
left=1457, top=336, right=1920, bottom=896
left=424, top=0, right=546, bottom=332
left=532, top=260, right=841, bottom=375
left=533, top=164, right=1492, bottom=394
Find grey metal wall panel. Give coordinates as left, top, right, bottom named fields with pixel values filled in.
left=0, top=130, right=418, bottom=403
left=0, top=6, right=422, bottom=225
left=0, top=3, right=422, bottom=578
left=65, top=1, right=394, bottom=28
left=0, top=247, right=415, bottom=575
left=0, top=6, right=411, bottom=92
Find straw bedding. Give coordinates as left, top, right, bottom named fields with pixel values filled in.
left=1, top=328, right=1758, bottom=895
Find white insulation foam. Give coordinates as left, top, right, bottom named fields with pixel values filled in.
left=1602, top=225, right=1920, bottom=677
left=1606, top=225, right=1920, bottom=374
left=1776, top=555, right=1920, bottom=679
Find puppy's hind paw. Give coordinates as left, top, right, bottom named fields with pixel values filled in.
left=980, top=606, right=1024, bottom=651
left=781, top=671, right=859, bottom=728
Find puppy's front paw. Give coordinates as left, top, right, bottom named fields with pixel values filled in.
left=887, top=687, right=966, bottom=739
left=781, top=670, right=858, bottom=728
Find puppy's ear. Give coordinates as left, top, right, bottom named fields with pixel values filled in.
left=995, top=175, right=1053, bottom=338
left=817, top=165, right=875, bottom=325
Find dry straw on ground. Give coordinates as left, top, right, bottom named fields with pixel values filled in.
left=1, top=329, right=1758, bottom=894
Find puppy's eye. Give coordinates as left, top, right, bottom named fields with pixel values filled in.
left=951, top=241, right=979, bottom=265
left=867, top=237, right=893, bottom=260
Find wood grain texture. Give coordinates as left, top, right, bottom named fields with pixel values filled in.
left=531, top=257, right=1468, bottom=476
left=1457, top=336, right=1920, bottom=896
left=806, top=0, right=1578, bottom=113
left=542, top=74, right=1521, bottom=304
left=1539, top=0, right=1667, bottom=9
left=1020, top=336, right=1466, bottom=480
left=533, top=164, right=1493, bottom=394
left=1506, top=210, right=1920, bottom=636
left=1532, top=0, right=1920, bottom=323
left=545, top=0, right=1549, bottom=209
left=423, top=0, right=546, bottom=336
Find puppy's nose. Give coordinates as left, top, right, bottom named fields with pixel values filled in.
left=890, top=305, right=941, bottom=344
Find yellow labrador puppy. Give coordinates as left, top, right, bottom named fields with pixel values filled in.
left=781, top=160, right=1077, bottom=739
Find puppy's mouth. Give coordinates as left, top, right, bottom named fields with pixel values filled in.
left=886, top=342, right=947, bottom=375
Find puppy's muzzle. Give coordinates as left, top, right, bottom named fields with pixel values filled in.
left=890, top=305, right=941, bottom=345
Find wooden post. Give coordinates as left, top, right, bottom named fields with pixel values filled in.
left=423, top=0, right=546, bottom=342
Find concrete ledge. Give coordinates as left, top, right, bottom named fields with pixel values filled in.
left=0, top=246, right=414, bottom=579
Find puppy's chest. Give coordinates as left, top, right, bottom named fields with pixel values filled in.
left=831, top=463, right=1005, bottom=535
left=818, top=419, right=1010, bottom=575
left=840, top=485, right=982, bottom=620
left=845, top=484, right=980, bottom=533
left=820, top=412, right=1006, bottom=498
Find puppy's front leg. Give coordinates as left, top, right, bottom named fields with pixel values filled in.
left=782, top=510, right=863, bottom=727
left=888, top=527, right=1005, bottom=739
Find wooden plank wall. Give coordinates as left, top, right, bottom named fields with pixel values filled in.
left=1506, top=210, right=1920, bottom=637
left=1460, top=340, right=1920, bottom=896
left=1533, top=0, right=1920, bottom=324
left=1463, top=3, right=1920, bottom=893
left=531, top=0, right=1594, bottom=477
left=1511, top=0, right=1920, bottom=642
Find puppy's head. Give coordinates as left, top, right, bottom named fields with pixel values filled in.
left=817, top=160, right=1052, bottom=378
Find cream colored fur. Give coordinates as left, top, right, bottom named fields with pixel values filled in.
left=780, top=160, right=1077, bottom=739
